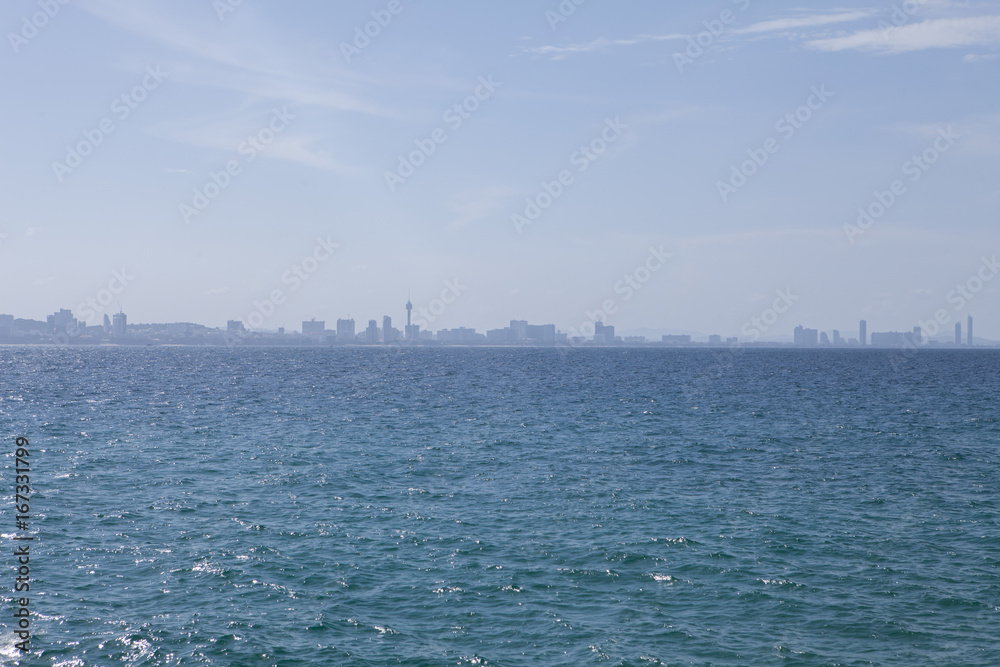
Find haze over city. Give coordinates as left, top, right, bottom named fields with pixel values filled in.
left=2, top=0, right=998, bottom=337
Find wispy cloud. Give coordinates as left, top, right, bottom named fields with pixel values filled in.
left=737, top=10, right=878, bottom=35
left=520, top=10, right=886, bottom=61
left=964, top=52, right=1000, bottom=62
left=447, top=186, right=521, bottom=230
left=523, top=33, right=685, bottom=59
left=807, top=15, right=1000, bottom=53
left=76, top=0, right=384, bottom=116
left=150, top=110, right=351, bottom=173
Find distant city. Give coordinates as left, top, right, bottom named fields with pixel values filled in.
left=0, top=301, right=991, bottom=349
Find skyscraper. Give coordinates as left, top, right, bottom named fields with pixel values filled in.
left=336, top=318, right=356, bottom=343
left=794, top=325, right=819, bottom=346
left=968, top=315, right=974, bottom=346
left=404, top=295, right=419, bottom=341
left=510, top=320, right=528, bottom=341
left=112, top=311, right=127, bottom=337
left=382, top=315, right=397, bottom=343
left=302, top=319, right=325, bottom=335
left=956, top=322, right=962, bottom=345
left=860, top=320, right=867, bottom=346
left=594, top=322, right=615, bottom=344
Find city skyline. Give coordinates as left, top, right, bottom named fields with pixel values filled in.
left=3, top=300, right=994, bottom=347
left=2, top=2, right=999, bottom=336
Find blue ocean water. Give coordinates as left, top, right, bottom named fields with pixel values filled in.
left=1, top=346, right=999, bottom=665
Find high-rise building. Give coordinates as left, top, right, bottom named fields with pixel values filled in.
left=794, top=325, right=818, bottom=346
left=0, top=314, right=13, bottom=338
left=227, top=320, right=245, bottom=333
left=860, top=320, right=867, bottom=346
left=103, top=314, right=112, bottom=333
left=510, top=320, right=528, bottom=342
left=594, top=322, right=615, bottom=344
left=968, top=316, right=974, bottom=346
left=525, top=323, right=556, bottom=343
left=487, top=328, right=514, bottom=344
left=869, top=329, right=921, bottom=348
left=382, top=316, right=397, bottom=343
left=820, top=331, right=831, bottom=345
left=437, top=328, right=482, bottom=344
left=47, top=309, right=78, bottom=334
left=956, top=322, right=962, bottom=345
left=112, top=312, right=127, bottom=337
left=302, top=319, right=325, bottom=335
left=366, top=320, right=379, bottom=343
left=336, top=318, right=356, bottom=342
left=833, top=330, right=842, bottom=345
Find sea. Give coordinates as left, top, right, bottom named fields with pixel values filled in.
left=0, top=346, right=998, bottom=666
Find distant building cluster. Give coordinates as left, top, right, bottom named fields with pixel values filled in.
left=0, top=308, right=131, bottom=344
left=0, top=303, right=987, bottom=348
left=790, top=316, right=979, bottom=348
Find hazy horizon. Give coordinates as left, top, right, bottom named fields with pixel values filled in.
left=3, top=0, right=998, bottom=338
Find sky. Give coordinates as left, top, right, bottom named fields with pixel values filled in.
left=1, top=0, right=998, bottom=340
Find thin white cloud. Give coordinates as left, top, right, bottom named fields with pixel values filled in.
left=76, top=0, right=384, bottom=116
left=523, top=33, right=685, bottom=59
left=964, top=52, right=1000, bottom=62
left=807, top=15, right=1000, bottom=53
left=447, top=186, right=521, bottom=230
left=521, top=10, right=880, bottom=60
left=150, top=110, right=351, bottom=173
left=737, top=10, right=879, bottom=35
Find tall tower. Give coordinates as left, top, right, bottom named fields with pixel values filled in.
left=859, top=319, right=867, bottom=346
left=956, top=322, right=962, bottom=345
left=968, top=315, right=974, bottom=346
left=406, top=293, right=412, bottom=328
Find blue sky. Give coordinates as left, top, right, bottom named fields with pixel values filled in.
left=1, top=0, right=998, bottom=340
